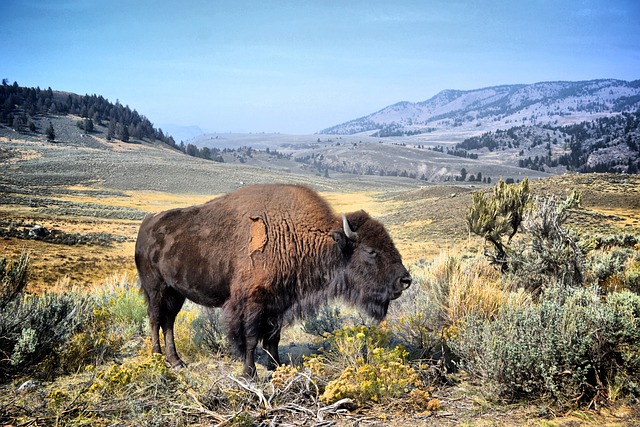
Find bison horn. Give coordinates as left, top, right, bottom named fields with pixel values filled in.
left=342, top=213, right=358, bottom=241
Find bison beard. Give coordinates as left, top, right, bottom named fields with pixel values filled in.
left=135, top=184, right=411, bottom=377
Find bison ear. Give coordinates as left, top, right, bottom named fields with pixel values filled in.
left=331, top=230, right=348, bottom=252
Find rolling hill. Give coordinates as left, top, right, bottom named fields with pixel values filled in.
left=3, top=80, right=638, bottom=189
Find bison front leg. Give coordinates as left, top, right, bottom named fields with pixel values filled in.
left=263, top=327, right=281, bottom=371
left=243, top=334, right=259, bottom=378
left=223, top=296, right=260, bottom=378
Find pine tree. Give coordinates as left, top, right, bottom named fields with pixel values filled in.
left=45, top=122, right=55, bottom=141
left=118, top=123, right=129, bottom=142
left=106, top=121, right=115, bottom=141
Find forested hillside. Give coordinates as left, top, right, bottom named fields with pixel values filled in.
left=456, top=111, right=640, bottom=174
left=0, top=80, right=176, bottom=147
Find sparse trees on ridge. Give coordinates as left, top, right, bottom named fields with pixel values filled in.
left=0, top=80, right=176, bottom=147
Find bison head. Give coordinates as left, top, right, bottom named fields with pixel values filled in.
left=332, top=210, right=411, bottom=321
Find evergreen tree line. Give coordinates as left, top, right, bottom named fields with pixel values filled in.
left=456, top=110, right=640, bottom=174
left=177, top=142, right=225, bottom=162
left=175, top=145, right=292, bottom=164
left=556, top=111, right=640, bottom=173
left=0, top=80, right=175, bottom=147
left=371, top=123, right=435, bottom=137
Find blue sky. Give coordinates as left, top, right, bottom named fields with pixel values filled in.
left=2, top=0, right=639, bottom=135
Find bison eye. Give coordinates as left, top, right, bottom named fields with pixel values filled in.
left=364, top=247, right=377, bottom=258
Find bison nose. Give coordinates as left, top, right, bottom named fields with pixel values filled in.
left=400, top=274, right=412, bottom=290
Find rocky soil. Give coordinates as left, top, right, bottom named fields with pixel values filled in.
left=0, top=220, right=126, bottom=246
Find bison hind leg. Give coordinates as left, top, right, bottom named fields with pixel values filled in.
left=141, top=284, right=163, bottom=356
left=142, top=281, right=186, bottom=368
left=160, top=286, right=186, bottom=368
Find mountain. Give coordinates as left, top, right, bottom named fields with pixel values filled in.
left=320, top=79, right=640, bottom=136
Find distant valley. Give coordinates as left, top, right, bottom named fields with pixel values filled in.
left=188, top=79, right=639, bottom=179
left=2, top=79, right=639, bottom=186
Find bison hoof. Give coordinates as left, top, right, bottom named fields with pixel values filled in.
left=168, top=359, right=186, bottom=370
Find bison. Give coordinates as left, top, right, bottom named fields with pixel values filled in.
left=135, top=184, right=411, bottom=377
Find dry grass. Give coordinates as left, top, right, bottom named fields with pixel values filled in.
left=3, top=172, right=639, bottom=292
left=423, top=253, right=532, bottom=325
left=59, top=186, right=216, bottom=211
left=0, top=187, right=450, bottom=290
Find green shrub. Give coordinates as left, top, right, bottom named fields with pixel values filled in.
left=586, top=246, right=640, bottom=293
left=302, top=304, right=347, bottom=337
left=507, top=194, right=584, bottom=294
left=0, top=290, right=94, bottom=381
left=192, top=307, right=228, bottom=353
left=466, top=178, right=532, bottom=271
left=453, top=284, right=640, bottom=407
left=0, top=260, right=143, bottom=382
left=589, top=249, right=626, bottom=288
left=591, top=233, right=639, bottom=250
left=0, top=251, right=29, bottom=310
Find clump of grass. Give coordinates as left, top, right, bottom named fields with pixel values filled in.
left=173, top=304, right=206, bottom=361
left=99, top=273, right=148, bottom=329
left=0, top=251, right=30, bottom=309
left=387, top=253, right=529, bottom=361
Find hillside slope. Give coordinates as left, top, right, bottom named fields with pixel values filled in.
left=0, top=114, right=428, bottom=196
left=456, top=111, right=640, bottom=174
left=320, top=79, right=640, bottom=136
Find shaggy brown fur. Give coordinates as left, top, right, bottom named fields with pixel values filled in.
left=135, top=184, right=411, bottom=376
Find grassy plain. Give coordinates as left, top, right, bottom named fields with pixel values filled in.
left=1, top=186, right=463, bottom=290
